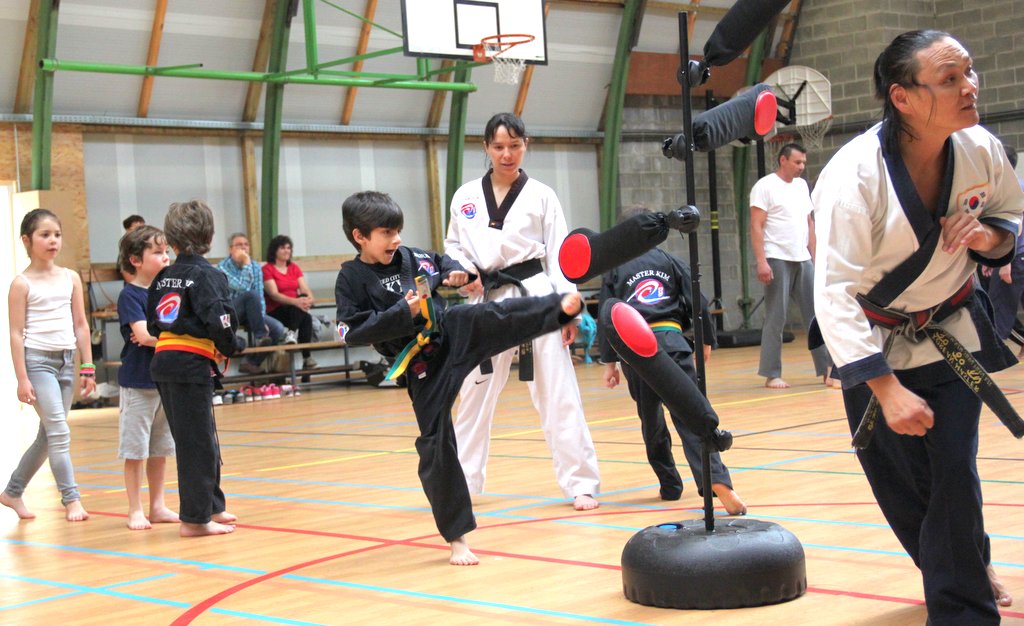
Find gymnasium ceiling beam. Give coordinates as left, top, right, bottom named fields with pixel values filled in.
left=514, top=1, right=551, bottom=118
left=340, top=0, right=377, bottom=125
left=14, top=0, right=39, bottom=114
left=137, top=0, right=168, bottom=118
left=243, top=0, right=276, bottom=123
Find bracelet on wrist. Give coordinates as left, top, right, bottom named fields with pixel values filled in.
left=79, top=372, right=95, bottom=378
left=79, top=362, right=96, bottom=369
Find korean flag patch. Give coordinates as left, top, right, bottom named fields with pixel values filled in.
left=220, top=314, right=232, bottom=329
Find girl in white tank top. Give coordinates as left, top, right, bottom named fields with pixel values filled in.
left=1, top=209, right=96, bottom=522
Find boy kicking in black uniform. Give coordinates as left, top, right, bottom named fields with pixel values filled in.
left=335, top=191, right=583, bottom=565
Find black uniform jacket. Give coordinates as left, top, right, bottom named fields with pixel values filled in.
left=598, top=248, right=716, bottom=364
left=147, top=253, right=246, bottom=383
left=334, top=246, right=467, bottom=361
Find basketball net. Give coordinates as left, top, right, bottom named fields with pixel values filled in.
left=474, top=34, right=535, bottom=85
left=795, top=116, right=833, bottom=150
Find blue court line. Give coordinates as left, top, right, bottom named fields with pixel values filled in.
left=0, top=574, right=324, bottom=625
left=281, top=574, right=654, bottom=625
left=0, top=573, right=177, bottom=611
left=3, top=539, right=264, bottom=574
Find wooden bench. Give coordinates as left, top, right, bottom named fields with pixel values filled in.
left=222, top=340, right=361, bottom=388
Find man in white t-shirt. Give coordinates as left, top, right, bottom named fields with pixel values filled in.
left=750, top=143, right=834, bottom=389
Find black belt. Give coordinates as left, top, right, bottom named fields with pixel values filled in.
left=477, top=258, right=545, bottom=381
left=478, top=258, right=544, bottom=296
left=851, top=281, right=1024, bottom=448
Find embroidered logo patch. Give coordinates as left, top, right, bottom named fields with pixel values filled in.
left=418, top=259, right=437, bottom=276
left=220, top=314, right=232, bottom=329
left=957, top=183, right=990, bottom=214
left=155, top=293, right=181, bottom=324
left=461, top=203, right=477, bottom=219
left=626, top=278, right=670, bottom=306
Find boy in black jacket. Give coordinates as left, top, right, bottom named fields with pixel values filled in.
left=335, top=191, right=583, bottom=565
left=148, top=200, right=246, bottom=537
left=599, top=206, right=745, bottom=514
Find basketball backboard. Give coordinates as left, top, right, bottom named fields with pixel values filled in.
left=401, top=0, right=548, bottom=64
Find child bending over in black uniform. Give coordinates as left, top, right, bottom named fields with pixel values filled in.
left=335, top=191, right=583, bottom=565
left=148, top=200, right=246, bottom=537
left=599, top=205, right=745, bottom=515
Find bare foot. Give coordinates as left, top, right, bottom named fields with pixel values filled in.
left=561, top=292, right=584, bottom=317
left=127, top=510, right=152, bottom=530
left=988, top=564, right=1013, bottom=607
left=0, top=492, right=35, bottom=519
left=765, top=377, right=790, bottom=389
left=180, top=521, right=235, bottom=537
left=712, top=483, right=747, bottom=516
left=148, top=506, right=179, bottom=524
left=65, top=500, right=89, bottom=522
left=449, top=536, right=479, bottom=566
left=211, top=511, right=237, bottom=524
left=573, top=494, right=599, bottom=511
left=824, top=374, right=842, bottom=389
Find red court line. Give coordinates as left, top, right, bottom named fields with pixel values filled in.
left=80, top=508, right=1023, bottom=623
left=157, top=502, right=1024, bottom=622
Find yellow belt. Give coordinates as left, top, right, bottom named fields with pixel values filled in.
left=155, top=332, right=216, bottom=360
left=649, top=320, right=682, bottom=333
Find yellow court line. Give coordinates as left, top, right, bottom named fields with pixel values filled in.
left=256, top=448, right=418, bottom=473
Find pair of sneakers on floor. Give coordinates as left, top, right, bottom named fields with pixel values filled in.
left=280, top=330, right=319, bottom=368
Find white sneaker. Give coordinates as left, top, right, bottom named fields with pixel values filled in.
left=302, top=357, right=318, bottom=369
left=282, top=329, right=298, bottom=345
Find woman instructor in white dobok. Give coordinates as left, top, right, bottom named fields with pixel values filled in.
left=444, top=112, right=600, bottom=511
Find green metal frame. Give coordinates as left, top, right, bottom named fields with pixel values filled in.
left=30, top=0, right=59, bottom=191
left=29, top=0, right=489, bottom=237
left=445, top=66, right=472, bottom=217
left=732, top=29, right=769, bottom=328
left=598, top=0, right=646, bottom=231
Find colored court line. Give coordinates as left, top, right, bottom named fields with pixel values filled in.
left=0, top=573, right=324, bottom=625
left=170, top=508, right=1024, bottom=624
left=11, top=509, right=1021, bottom=623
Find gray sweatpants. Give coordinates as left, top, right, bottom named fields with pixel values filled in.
left=758, top=258, right=831, bottom=379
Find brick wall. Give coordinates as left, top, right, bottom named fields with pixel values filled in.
left=618, top=0, right=1024, bottom=335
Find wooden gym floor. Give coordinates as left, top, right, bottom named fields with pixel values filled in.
left=0, top=339, right=1021, bottom=625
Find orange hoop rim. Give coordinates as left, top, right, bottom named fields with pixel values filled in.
left=473, top=33, right=536, bottom=62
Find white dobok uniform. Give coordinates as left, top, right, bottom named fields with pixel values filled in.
left=444, top=173, right=601, bottom=498
left=813, top=123, right=1022, bottom=383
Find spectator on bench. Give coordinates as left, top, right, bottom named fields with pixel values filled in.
left=218, top=232, right=285, bottom=375
left=263, top=234, right=317, bottom=369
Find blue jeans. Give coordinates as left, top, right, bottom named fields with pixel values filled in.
left=5, top=348, right=81, bottom=505
left=232, top=291, right=285, bottom=365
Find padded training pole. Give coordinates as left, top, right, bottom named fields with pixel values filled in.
left=620, top=11, right=807, bottom=611
left=559, top=211, right=670, bottom=284
left=600, top=299, right=723, bottom=439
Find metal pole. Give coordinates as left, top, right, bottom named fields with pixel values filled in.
left=675, top=12, right=714, bottom=533
left=598, top=0, right=645, bottom=231
left=301, top=0, right=318, bottom=76
left=705, top=91, right=724, bottom=332
left=733, top=28, right=769, bottom=328
left=444, top=66, right=471, bottom=214
left=260, top=0, right=297, bottom=248
left=38, top=59, right=478, bottom=92
left=30, top=0, right=59, bottom=191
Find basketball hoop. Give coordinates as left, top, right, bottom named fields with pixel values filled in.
left=795, top=115, right=833, bottom=151
left=473, top=34, right=536, bottom=85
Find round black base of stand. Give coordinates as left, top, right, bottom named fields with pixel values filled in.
left=621, top=518, right=806, bottom=609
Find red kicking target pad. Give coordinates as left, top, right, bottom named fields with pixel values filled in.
left=611, top=302, right=657, bottom=358
left=753, top=90, right=778, bottom=137
left=559, top=232, right=592, bottom=281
